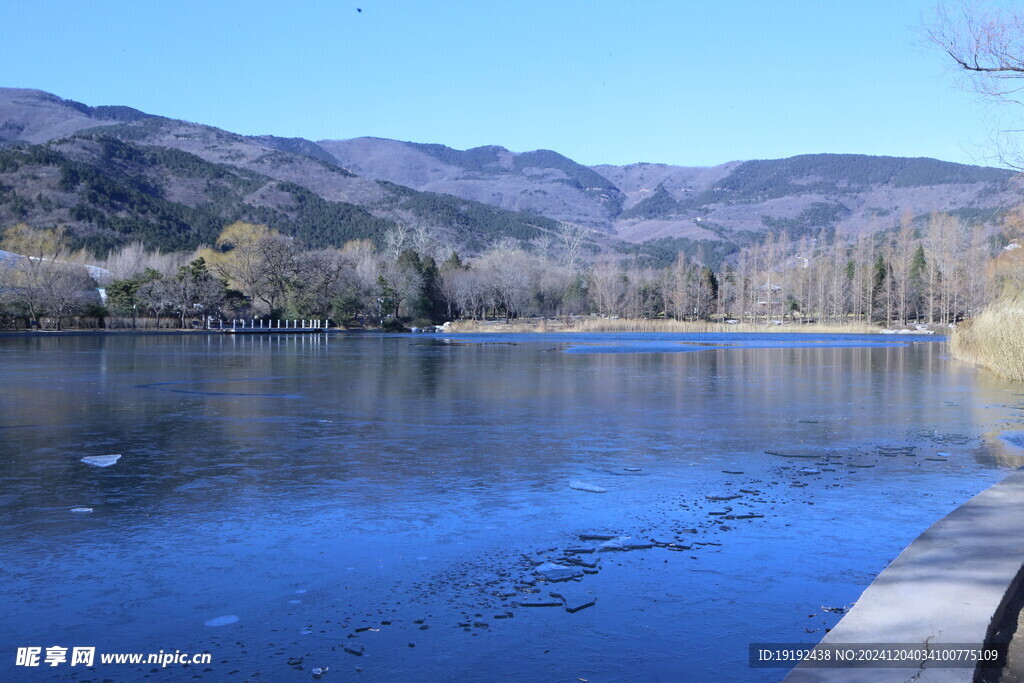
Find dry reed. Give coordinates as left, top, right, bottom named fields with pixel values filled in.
left=950, top=295, right=1024, bottom=382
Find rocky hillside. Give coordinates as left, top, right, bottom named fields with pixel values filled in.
left=0, top=89, right=558, bottom=253
left=1, top=87, right=1018, bottom=264
left=322, top=137, right=1017, bottom=244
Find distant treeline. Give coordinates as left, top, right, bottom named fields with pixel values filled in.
left=1, top=209, right=1019, bottom=331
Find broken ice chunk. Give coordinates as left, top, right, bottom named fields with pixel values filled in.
left=81, top=454, right=121, bottom=468
left=204, top=615, right=239, bottom=627
left=568, top=480, right=607, bottom=493
left=535, top=562, right=584, bottom=582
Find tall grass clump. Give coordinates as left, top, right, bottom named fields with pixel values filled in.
left=950, top=295, right=1024, bottom=382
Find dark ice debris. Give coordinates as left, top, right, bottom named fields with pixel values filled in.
left=343, top=644, right=365, bottom=656
left=766, top=450, right=821, bottom=458
left=722, top=470, right=744, bottom=474
left=518, top=597, right=563, bottom=607
left=579, top=532, right=618, bottom=541
left=623, top=467, right=642, bottom=472
left=821, top=605, right=846, bottom=613
left=550, top=590, right=596, bottom=613
left=565, top=547, right=596, bottom=554
left=706, top=494, right=741, bottom=501
left=565, top=556, right=599, bottom=569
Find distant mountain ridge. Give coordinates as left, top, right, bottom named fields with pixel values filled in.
left=0, top=87, right=1017, bottom=264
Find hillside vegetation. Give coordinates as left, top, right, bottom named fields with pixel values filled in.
left=0, top=133, right=558, bottom=254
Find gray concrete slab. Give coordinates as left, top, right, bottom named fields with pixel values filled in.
left=786, top=468, right=1024, bottom=682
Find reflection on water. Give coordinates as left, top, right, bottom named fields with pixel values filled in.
left=1, top=333, right=1022, bottom=681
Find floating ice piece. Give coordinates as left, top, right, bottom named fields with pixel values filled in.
left=568, top=480, right=607, bottom=493
left=70, top=507, right=93, bottom=513
left=535, top=562, right=584, bottom=582
left=550, top=589, right=597, bottom=613
left=81, top=454, right=121, bottom=468
left=204, top=615, right=239, bottom=627
left=598, top=536, right=632, bottom=551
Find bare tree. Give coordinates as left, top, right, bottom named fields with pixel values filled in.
left=926, top=3, right=1024, bottom=166
left=382, top=224, right=413, bottom=262
left=1, top=224, right=69, bottom=326
left=477, top=242, right=534, bottom=318
left=39, top=264, right=98, bottom=330
left=927, top=3, right=1024, bottom=101
left=292, top=249, right=345, bottom=317
left=557, top=223, right=590, bottom=273
left=588, top=259, right=626, bottom=316
left=890, top=212, right=917, bottom=325
left=137, top=278, right=173, bottom=329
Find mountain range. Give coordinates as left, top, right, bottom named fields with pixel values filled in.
left=0, top=87, right=1018, bottom=268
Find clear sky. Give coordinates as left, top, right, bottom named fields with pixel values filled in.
left=0, top=0, right=1008, bottom=168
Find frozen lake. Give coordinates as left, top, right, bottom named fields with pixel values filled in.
left=2, top=332, right=1023, bottom=681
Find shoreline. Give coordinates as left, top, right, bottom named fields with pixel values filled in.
left=0, top=323, right=935, bottom=338
left=444, top=317, right=934, bottom=335
left=787, top=466, right=1024, bottom=682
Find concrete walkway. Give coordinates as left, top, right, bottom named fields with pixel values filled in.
left=786, top=468, right=1024, bottom=682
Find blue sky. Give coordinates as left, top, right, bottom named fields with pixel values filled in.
left=0, top=0, right=1005, bottom=167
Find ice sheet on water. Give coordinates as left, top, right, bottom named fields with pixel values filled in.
left=81, top=454, right=121, bottom=467
left=1001, top=431, right=1024, bottom=450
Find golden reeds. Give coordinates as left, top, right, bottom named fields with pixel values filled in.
left=950, top=296, right=1024, bottom=382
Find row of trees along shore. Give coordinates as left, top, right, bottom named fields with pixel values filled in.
left=1, top=212, right=1021, bottom=332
